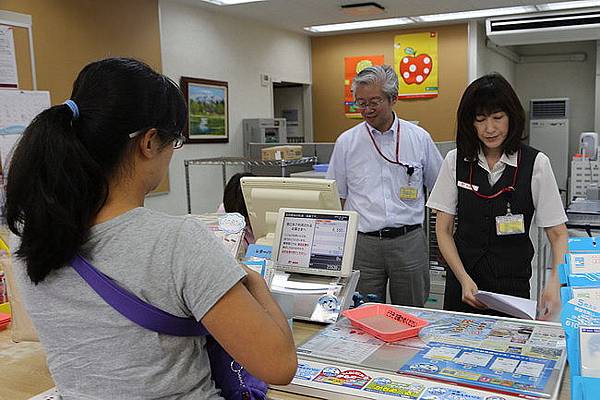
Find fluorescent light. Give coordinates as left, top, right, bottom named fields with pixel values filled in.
left=414, top=6, right=536, bottom=22
left=201, top=0, right=266, bottom=5
left=304, top=17, right=414, bottom=33
left=536, top=1, right=600, bottom=11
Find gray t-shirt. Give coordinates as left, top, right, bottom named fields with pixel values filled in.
left=13, top=208, right=246, bottom=399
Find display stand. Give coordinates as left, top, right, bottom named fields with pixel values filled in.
left=558, top=237, right=600, bottom=400
left=274, top=305, right=567, bottom=400
left=183, top=156, right=317, bottom=213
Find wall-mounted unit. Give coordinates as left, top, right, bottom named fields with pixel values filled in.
left=529, top=98, right=569, bottom=193
left=486, top=9, right=600, bottom=46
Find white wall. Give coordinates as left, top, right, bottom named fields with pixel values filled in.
left=146, top=0, right=312, bottom=214
left=515, top=41, right=596, bottom=158
left=475, top=22, right=516, bottom=84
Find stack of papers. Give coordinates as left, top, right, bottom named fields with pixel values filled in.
left=474, top=291, right=537, bottom=320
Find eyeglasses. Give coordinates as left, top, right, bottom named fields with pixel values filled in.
left=129, top=129, right=185, bottom=149
left=355, top=97, right=386, bottom=110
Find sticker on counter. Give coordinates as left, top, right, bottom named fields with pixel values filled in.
left=419, top=386, right=502, bottom=400
left=294, top=362, right=323, bottom=381
left=363, top=377, right=424, bottom=399
left=312, top=367, right=371, bottom=389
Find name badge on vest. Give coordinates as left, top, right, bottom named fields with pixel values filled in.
left=495, top=202, right=525, bottom=235
left=457, top=180, right=479, bottom=192
left=400, top=186, right=418, bottom=200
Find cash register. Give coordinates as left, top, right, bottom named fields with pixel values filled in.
left=270, top=208, right=360, bottom=323
left=240, top=177, right=360, bottom=323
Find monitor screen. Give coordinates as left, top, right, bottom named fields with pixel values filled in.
left=272, top=208, right=358, bottom=277
left=240, top=177, right=341, bottom=246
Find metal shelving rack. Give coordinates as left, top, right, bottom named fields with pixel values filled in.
left=184, top=156, right=317, bottom=214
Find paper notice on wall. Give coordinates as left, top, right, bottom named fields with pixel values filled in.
left=0, top=26, right=18, bottom=88
left=0, top=89, right=51, bottom=170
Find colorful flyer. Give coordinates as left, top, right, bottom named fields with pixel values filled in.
left=394, top=32, right=438, bottom=99
left=312, top=367, right=371, bottom=389
left=363, top=377, right=425, bottom=399
left=398, top=342, right=556, bottom=397
left=344, top=55, right=385, bottom=118
left=420, top=316, right=496, bottom=342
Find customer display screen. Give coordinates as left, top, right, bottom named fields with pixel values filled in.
left=277, top=211, right=348, bottom=272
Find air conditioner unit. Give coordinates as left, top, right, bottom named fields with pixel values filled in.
left=487, top=9, right=600, bottom=46
left=529, top=98, right=569, bottom=192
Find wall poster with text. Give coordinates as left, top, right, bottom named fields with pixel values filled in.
left=344, top=55, right=384, bottom=118
left=394, top=32, right=438, bottom=99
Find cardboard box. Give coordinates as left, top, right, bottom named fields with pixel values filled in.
left=261, top=145, right=303, bottom=161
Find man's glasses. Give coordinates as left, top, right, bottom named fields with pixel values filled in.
left=129, top=129, right=185, bottom=149
left=355, top=97, right=386, bottom=110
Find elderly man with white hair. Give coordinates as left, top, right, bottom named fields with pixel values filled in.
left=327, top=65, right=443, bottom=307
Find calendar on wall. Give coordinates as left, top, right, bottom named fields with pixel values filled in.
left=0, top=89, right=51, bottom=170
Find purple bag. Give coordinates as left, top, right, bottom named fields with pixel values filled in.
left=70, top=255, right=268, bottom=400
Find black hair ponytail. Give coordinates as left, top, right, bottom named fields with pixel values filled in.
left=5, top=58, right=187, bottom=283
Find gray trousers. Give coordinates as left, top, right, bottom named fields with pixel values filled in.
left=354, top=227, right=430, bottom=307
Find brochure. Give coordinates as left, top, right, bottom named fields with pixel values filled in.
left=474, top=290, right=537, bottom=320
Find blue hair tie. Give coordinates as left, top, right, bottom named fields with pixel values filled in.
left=63, top=99, right=80, bottom=120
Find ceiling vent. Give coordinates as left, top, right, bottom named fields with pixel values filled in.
left=340, top=2, right=385, bottom=17
left=486, top=9, right=600, bottom=46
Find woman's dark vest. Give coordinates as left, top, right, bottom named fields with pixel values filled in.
left=454, top=144, right=538, bottom=281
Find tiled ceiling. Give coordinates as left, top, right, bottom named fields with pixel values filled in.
left=173, top=0, right=580, bottom=34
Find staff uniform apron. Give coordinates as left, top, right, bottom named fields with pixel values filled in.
left=444, top=144, right=538, bottom=315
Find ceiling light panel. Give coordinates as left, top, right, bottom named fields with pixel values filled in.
left=305, top=17, right=413, bottom=33
left=536, top=1, right=600, bottom=11
left=415, top=6, right=537, bottom=23
left=201, top=0, right=267, bottom=5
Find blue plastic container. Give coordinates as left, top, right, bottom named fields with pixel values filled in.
left=313, top=163, right=329, bottom=172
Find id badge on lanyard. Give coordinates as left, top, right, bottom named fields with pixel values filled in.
left=400, top=166, right=417, bottom=200
left=496, top=201, right=525, bottom=236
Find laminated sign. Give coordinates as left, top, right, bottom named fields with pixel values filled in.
left=394, top=32, right=438, bottom=99
left=344, top=55, right=384, bottom=118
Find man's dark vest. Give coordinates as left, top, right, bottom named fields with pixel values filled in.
left=455, top=144, right=538, bottom=281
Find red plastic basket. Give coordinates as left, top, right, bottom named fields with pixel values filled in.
left=342, top=304, right=428, bottom=342
left=0, top=312, right=10, bottom=331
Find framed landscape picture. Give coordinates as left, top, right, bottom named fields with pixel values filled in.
left=180, top=76, right=228, bottom=143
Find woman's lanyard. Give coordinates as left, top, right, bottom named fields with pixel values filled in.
left=365, top=123, right=415, bottom=177
left=468, top=151, right=520, bottom=200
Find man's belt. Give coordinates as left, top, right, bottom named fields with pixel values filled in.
left=360, top=224, right=421, bottom=239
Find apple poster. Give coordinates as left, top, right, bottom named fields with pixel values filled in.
left=394, top=32, right=439, bottom=99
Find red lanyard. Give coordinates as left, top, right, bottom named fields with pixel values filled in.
left=468, top=151, right=520, bottom=199
left=366, top=122, right=400, bottom=164
left=365, top=122, right=415, bottom=176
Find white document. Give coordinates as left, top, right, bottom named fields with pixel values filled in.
left=455, top=351, right=493, bottom=367
left=515, top=360, right=545, bottom=378
left=424, top=345, right=461, bottom=361
left=474, top=290, right=537, bottom=320
left=0, top=26, right=18, bottom=88
left=491, top=357, right=520, bottom=373
left=580, top=326, right=600, bottom=378
left=570, top=253, right=600, bottom=273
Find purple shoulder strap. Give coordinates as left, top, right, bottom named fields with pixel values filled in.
left=70, top=255, right=207, bottom=337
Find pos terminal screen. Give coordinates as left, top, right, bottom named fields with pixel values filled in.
left=277, top=211, right=349, bottom=273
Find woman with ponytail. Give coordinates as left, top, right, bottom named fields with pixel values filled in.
left=6, top=58, right=296, bottom=399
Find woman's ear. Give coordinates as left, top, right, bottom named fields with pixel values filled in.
left=138, top=128, right=159, bottom=158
